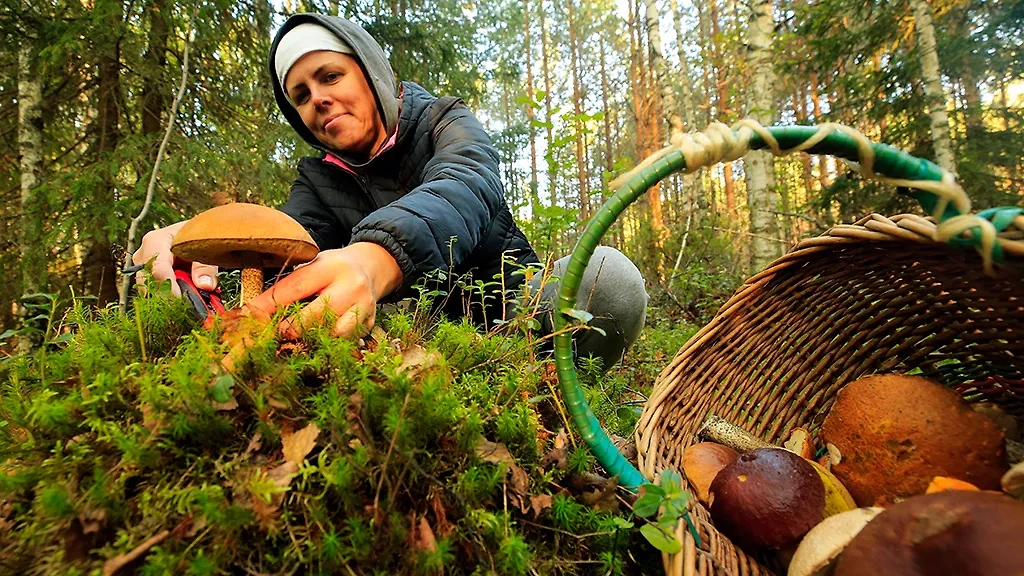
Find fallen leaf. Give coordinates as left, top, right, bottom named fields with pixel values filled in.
left=140, top=403, right=164, bottom=434
left=509, top=463, right=530, bottom=496
left=397, top=345, right=444, bottom=378
left=412, top=514, right=437, bottom=552
left=530, top=494, right=553, bottom=517
left=251, top=461, right=298, bottom=521
left=282, top=422, right=320, bottom=466
left=244, top=431, right=263, bottom=456
left=428, top=489, right=454, bottom=537
left=541, top=429, right=569, bottom=470
left=211, top=396, right=238, bottom=411
left=572, top=472, right=621, bottom=512
left=475, top=438, right=515, bottom=465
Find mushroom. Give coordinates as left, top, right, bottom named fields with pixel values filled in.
left=682, top=442, right=739, bottom=504
left=822, top=374, right=1008, bottom=506
left=834, top=491, right=1024, bottom=576
left=171, top=203, right=319, bottom=305
left=709, top=448, right=825, bottom=551
left=787, top=507, right=883, bottom=576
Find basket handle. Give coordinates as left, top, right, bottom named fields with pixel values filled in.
left=553, top=119, right=1019, bottom=490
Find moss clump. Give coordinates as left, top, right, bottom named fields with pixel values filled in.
left=1, top=288, right=666, bottom=575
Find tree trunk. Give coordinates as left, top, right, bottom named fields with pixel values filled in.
left=566, top=0, right=589, bottom=221
left=809, top=71, right=831, bottom=189
left=17, top=41, right=47, bottom=353
left=909, top=0, right=958, bottom=175
left=744, top=0, right=781, bottom=273
left=523, top=0, right=540, bottom=211
left=140, top=0, right=168, bottom=144
left=709, top=0, right=735, bottom=214
left=538, top=0, right=557, bottom=207
left=646, top=0, right=683, bottom=138
left=81, top=0, right=124, bottom=306
left=599, top=30, right=614, bottom=182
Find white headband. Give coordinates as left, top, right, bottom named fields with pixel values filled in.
left=275, top=23, right=354, bottom=104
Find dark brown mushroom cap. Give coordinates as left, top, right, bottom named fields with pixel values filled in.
left=171, top=203, right=319, bottom=269
left=834, top=491, right=1024, bottom=576
left=709, top=447, right=825, bottom=551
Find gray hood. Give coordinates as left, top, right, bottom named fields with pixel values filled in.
left=269, top=14, right=399, bottom=166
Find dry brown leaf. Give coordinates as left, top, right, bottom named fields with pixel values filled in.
left=541, top=429, right=569, bottom=470
left=397, top=344, right=444, bottom=378
left=140, top=403, right=164, bottom=434
left=413, top=515, right=437, bottom=552
left=282, top=422, right=320, bottom=466
left=509, top=463, right=530, bottom=496
left=475, top=438, right=515, bottom=465
left=244, top=431, right=263, bottom=456
left=530, top=494, right=553, bottom=517
left=428, top=489, right=454, bottom=537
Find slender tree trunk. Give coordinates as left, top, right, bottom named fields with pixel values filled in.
left=599, top=31, right=614, bottom=182
left=909, top=0, right=958, bottom=175
left=566, top=0, right=589, bottom=221
left=709, top=0, right=735, bottom=214
left=17, top=41, right=46, bottom=353
left=744, top=0, right=781, bottom=272
left=538, top=0, right=557, bottom=207
left=646, top=0, right=683, bottom=138
left=140, top=0, right=168, bottom=144
left=523, top=0, right=540, bottom=211
left=809, top=71, right=831, bottom=189
left=82, top=0, right=124, bottom=305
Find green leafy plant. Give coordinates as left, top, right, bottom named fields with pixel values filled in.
left=632, top=470, right=699, bottom=554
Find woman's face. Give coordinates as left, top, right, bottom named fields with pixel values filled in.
left=285, top=51, right=386, bottom=160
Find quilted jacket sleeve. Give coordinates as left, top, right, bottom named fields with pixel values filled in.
left=279, top=158, right=348, bottom=251
left=348, top=99, right=505, bottom=289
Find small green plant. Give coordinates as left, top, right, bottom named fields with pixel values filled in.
left=631, top=470, right=699, bottom=554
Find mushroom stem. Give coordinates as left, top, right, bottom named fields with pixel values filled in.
left=239, top=253, right=264, bottom=305
left=697, top=416, right=774, bottom=453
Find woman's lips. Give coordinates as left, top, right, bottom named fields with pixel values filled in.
left=323, top=114, right=344, bottom=131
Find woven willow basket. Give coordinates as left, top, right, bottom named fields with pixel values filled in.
left=550, top=121, right=1024, bottom=576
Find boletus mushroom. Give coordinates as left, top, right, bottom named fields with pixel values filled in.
left=834, top=491, right=1024, bottom=576
left=682, top=442, right=739, bottom=504
left=171, top=203, right=319, bottom=305
left=709, top=447, right=825, bottom=551
left=787, top=507, right=882, bottom=576
left=821, top=374, right=1008, bottom=506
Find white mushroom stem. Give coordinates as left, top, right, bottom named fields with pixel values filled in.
left=239, top=252, right=263, bottom=305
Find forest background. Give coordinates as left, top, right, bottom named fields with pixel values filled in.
left=0, top=0, right=1021, bottom=332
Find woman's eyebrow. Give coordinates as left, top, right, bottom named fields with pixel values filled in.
left=288, top=65, right=333, bottom=96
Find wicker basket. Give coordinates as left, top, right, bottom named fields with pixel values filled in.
left=635, top=212, right=1023, bottom=575
left=549, top=121, right=1024, bottom=576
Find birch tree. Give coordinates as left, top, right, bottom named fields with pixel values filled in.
left=16, top=36, right=46, bottom=352
left=744, top=0, right=782, bottom=271
left=909, top=0, right=958, bottom=175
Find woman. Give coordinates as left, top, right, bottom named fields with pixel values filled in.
left=134, top=13, right=647, bottom=370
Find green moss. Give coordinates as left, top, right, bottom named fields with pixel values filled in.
left=0, top=288, right=693, bottom=574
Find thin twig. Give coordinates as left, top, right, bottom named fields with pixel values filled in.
left=102, top=530, right=170, bottom=575
left=118, top=18, right=194, bottom=312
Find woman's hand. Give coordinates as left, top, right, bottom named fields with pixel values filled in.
left=132, top=220, right=219, bottom=296
left=245, top=242, right=403, bottom=339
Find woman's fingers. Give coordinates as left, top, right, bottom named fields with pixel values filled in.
left=246, top=261, right=331, bottom=318
left=192, top=262, right=219, bottom=291
left=333, top=304, right=374, bottom=339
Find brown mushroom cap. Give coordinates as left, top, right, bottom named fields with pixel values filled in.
left=822, top=374, right=1007, bottom=506
left=171, top=203, right=319, bottom=269
left=834, top=491, right=1024, bottom=576
left=709, top=448, right=825, bottom=551
left=682, top=442, right=740, bottom=504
